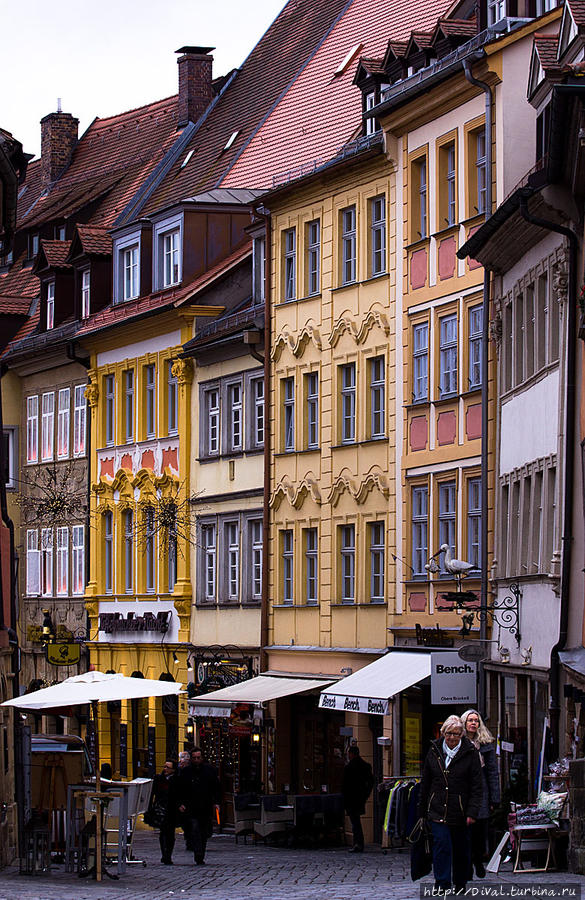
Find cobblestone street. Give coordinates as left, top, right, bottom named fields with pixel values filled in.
left=2, top=832, right=585, bottom=900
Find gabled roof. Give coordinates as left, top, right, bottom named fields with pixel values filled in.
left=73, top=225, right=112, bottom=257
left=354, top=55, right=387, bottom=83
left=433, top=17, right=476, bottom=39
left=567, top=0, right=585, bottom=28
left=409, top=30, right=434, bottom=50
left=35, top=239, right=72, bottom=271
left=534, top=32, right=561, bottom=70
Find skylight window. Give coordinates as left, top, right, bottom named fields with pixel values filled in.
left=334, top=43, right=363, bottom=77
left=181, top=149, right=194, bottom=169
left=224, top=131, right=240, bottom=151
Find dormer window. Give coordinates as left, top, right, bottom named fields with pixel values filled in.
left=163, top=230, right=180, bottom=287
left=29, top=233, right=39, bottom=260
left=81, top=269, right=91, bottom=318
left=123, top=245, right=139, bottom=300
left=47, top=281, right=55, bottom=330
left=55, top=225, right=65, bottom=241
left=365, top=92, right=377, bottom=136
left=488, top=0, right=507, bottom=24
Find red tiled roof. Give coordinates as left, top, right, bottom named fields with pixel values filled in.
left=76, top=225, right=112, bottom=256
left=357, top=55, right=386, bottom=76
left=534, top=32, right=560, bottom=69
left=410, top=30, right=434, bottom=48
left=567, top=0, right=585, bottom=28
left=0, top=295, right=32, bottom=315
left=222, top=0, right=451, bottom=191
left=434, top=17, right=477, bottom=37
left=0, top=305, right=39, bottom=358
left=40, top=239, right=72, bottom=268
left=0, top=252, right=39, bottom=299
left=386, top=39, right=408, bottom=58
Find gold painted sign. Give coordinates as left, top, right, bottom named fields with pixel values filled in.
left=46, top=643, right=81, bottom=666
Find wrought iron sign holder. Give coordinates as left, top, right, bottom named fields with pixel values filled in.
left=437, top=582, right=521, bottom=646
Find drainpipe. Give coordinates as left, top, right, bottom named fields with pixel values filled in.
left=66, top=342, right=92, bottom=643
left=463, top=58, right=492, bottom=715
left=518, top=193, right=578, bottom=759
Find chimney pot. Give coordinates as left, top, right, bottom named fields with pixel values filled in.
left=40, top=111, right=78, bottom=188
left=176, top=46, right=215, bottom=129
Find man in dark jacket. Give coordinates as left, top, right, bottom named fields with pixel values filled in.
left=418, top=715, right=483, bottom=892
left=342, top=745, right=374, bottom=852
left=175, top=747, right=221, bottom=865
left=148, top=759, right=178, bottom=865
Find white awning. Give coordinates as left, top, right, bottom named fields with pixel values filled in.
left=190, top=674, right=336, bottom=715
left=319, top=652, right=431, bottom=715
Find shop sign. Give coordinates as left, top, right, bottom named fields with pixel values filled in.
left=46, top=642, right=81, bottom=666
left=430, top=652, right=477, bottom=705
left=147, top=726, right=156, bottom=777
left=319, top=693, right=389, bottom=715
left=119, top=724, right=128, bottom=777
left=99, top=610, right=170, bottom=634
left=415, top=624, right=454, bottom=648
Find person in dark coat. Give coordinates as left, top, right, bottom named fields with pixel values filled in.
left=418, top=715, right=483, bottom=892
left=175, top=746, right=221, bottom=865
left=342, top=745, right=374, bottom=852
left=461, top=709, right=501, bottom=879
left=148, top=759, right=178, bottom=865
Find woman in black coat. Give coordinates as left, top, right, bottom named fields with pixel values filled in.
left=418, top=715, right=483, bottom=892
left=461, top=709, right=501, bottom=879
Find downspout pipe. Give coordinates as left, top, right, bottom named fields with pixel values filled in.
left=463, top=58, right=492, bottom=715
left=519, top=193, right=578, bottom=759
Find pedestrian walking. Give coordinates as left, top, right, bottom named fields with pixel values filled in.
left=342, top=745, right=374, bottom=853
left=146, top=759, right=178, bottom=865
left=175, top=746, right=221, bottom=865
left=418, top=715, right=483, bottom=893
left=461, top=709, right=500, bottom=879
left=177, top=750, right=193, bottom=850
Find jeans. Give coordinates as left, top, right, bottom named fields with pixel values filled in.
left=430, top=820, right=471, bottom=889
left=184, top=817, right=208, bottom=863
left=348, top=811, right=364, bottom=850
left=159, top=820, right=175, bottom=862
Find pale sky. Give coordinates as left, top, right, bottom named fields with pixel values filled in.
left=2, top=0, right=287, bottom=159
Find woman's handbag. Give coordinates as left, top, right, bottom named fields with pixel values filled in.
left=408, top=817, right=433, bottom=881
left=144, top=800, right=166, bottom=829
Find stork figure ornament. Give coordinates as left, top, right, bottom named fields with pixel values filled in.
left=426, top=544, right=474, bottom=590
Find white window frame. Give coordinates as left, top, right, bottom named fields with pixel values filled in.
left=203, top=523, right=217, bottom=602
left=412, top=485, right=428, bottom=576
left=341, top=363, right=356, bottom=443
left=162, top=229, right=181, bottom=288
left=365, top=91, right=377, bottom=136
left=167, top=361, right=178, bottom=436
left=307, top=220, right=320, bottom=296
left=2, top=426, right=17, bottom=490
left=341, top=206, right=356, bottom=285
left=369, top=521, right=385, bottom=602
left=369, top=356, right=385, bottom=439
left=73, top=385, right=87, bottom=456
left=26, top=529, right=40, bottom=595
left=113, top=230, right=142, bottom=303
left=250, top=519, right=263, bottom=601
left=122, top=245, right=139, bottom=301
left=72, top=525, right=85, bottom=595
left=305, top=527, right=318, bottom=604
left=438, top=481, right=457, bottom=574
left=27, top=395, right=39, bottom=463
left=284, top=228, right=296, bottom=301
left=467, top=478, right=481, bottom=571
left=469, top=305, right=483, bottom=390
left=419, top=159, right=428, bottom=240
left=250, top=376, right=264, bottom=449
left=306, top=372, right=319, bottom=450
left=81, top=268, right=91, bottom=319
left=41, top=527, right=53, bottom=597
left=340, top=524, right=355, bottom=602
left=439, top=314, right=458, bottom=398
left=57, top=388, right=70, bottom=459
left=204, top=386, right=220, bottom=456
left=226, top=521, right=240, bottom=601
left=476, top=129, right=487, bottom=215
left=446, top=143, right=456, bottom=227
left=41, top=392, right=55, bottom=461
left=370, top=196, right=386, bottom=276
left=124, top=369, right=135, bottom=443
left=145, top=364, right=156, bottom=439
left=413, top=322, right=429, bottom=402
left=227, top=381, right=243, bottom=452
left=56, top=526, right=68, bottom=596
left=46, top=281, right=55, bottom=330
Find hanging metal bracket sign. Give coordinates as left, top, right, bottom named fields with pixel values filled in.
left=46, top=642, right=81, bottom=666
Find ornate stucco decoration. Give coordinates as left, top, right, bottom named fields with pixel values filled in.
left=171, top=357, right=194, bottom=386
left=489, top=310, right=502, bottom=350
left=355, top=471, right=389, bottom=504
left=84, top=380, right=99, bottom=408
left=269, top=478, right=295, bottom=510
left=327, top=472, right=357, bottom=507
left=329, top=309, right=390, bottom=348
left=271, top=324, right=322, bottom=361
left=552, top=253, right=568, bottom=306
left=291, top=477, right=321, bottom=508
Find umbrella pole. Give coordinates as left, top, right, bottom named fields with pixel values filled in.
left=92, top=699, right=102, bottom=882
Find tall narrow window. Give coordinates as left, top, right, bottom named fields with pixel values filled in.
left=73, top=385, right=87, bottom=456
left=167, top=361, right=178, bottom=435
left=282, top=530, right=294, bottom=604
left=469, top=305, right=483, bottom=389
left=104, top=512, right=113, bottom=594
left=81, top=269, right=91, bottom=319
left=413, top=322, right=429, bottom=402
left=283, top=377, right=295, bottom=452
left=365, top=91, right=377, bottom=135
left=369, top=357, right=385, bottom=438
left=412, top=157, right=428, bottom=240
left=47, top=282, right=55, bottom=330
left=163, top=230, right=180, bottom=287
left=72, top=525, right=85, bottom=595
left=168, top=505, right=177, bottom=593
left=207, top=388, right=220, bottom=455
left=41, top=392, right=55, bottom=461
left=145, top=365, right=156, bottom=439
left=26, top=530, right=40, bottom=595
left=204, top=524, right=216, bottom=601
left=253, top=236, right=266, bottom=302
left=284, top=228, right=296, bottom=301
left=306, top=372, right=319, bottom=449
left=439, top=314, right=458, bottom=397
left=105, top=375, right=115, bottom=446
left=307, top=220, right=320, bottom=296
left=370, top=196, right=386, bottom=276
left=41, top=528, right=53, bottom=597
left=305, top=528, right=318, bottom=604
left=27, top=395, right=39, bottom=463
left=442, top=143, right=457, bottom=227
left=228, top=382, right=242, bottom=452
left=58, top=388, right=72, bottom=463
left=252, top=378, right=264, bottom=448
left=124, top=370, right=135, bottom=443
left=341, top=206, right=356, bottom=284
left=56, top=526, right=68, bottom=595
left=123, top=245, right=139, bottom=300
left=412, top=485, right=428, bottom=576
left=226, top=521, right=239, bottom=601
left=145, top=508, right=155, bottom=593
left=439, top=481, right=457, bottom=573
left=476, top=129, right=487, bottom=215
left=369, top=521, right=385, bottom=602
left=467, top=478, right=481, bottom=571
left=251, top=520, right=263, bottom=600
left=124, top=510, right=133, bottom=594
left=340, top=524, right=355, bottom=602
left=341, top=363, right=356, bottom=443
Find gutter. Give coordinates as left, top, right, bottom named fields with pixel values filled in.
left=518, top=193, right=578, bottom=758
left=462, top=58, right=493, bottom=714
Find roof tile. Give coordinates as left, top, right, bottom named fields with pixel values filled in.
left=40, top=239, right=72, bottom=268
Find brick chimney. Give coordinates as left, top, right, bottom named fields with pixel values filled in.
left=176, top=46, right=215, bottom=129
left=40, top=110, right=79, bottom=188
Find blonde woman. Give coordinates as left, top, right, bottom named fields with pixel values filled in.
left=461, top=709, right=500, bottom=879
left=417, top=715, right=483, bottom=892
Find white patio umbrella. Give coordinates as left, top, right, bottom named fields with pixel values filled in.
left=2, top=670, right=183, bottom=880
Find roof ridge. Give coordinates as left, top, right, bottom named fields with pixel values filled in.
left=92, top=93, right=178, bottom=127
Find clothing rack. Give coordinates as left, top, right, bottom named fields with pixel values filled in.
left=380, top=776, right=421, bottom=848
